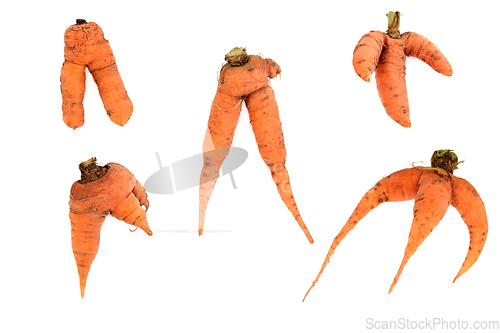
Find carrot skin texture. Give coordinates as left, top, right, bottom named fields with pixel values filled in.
left=199, top=54, right=312, bottom=242
left=303, top=168, right=423, bottom=300
left=375, top=34, right=411, bottom=128
left=61, top=21, right=132, bottom=128
left=352, top=31, right=385, bottom=82
left=450, top=176, right=488, bottom=282
left=389, top=170, right=452, bottom=293
left=69, top=162, right=151, bottom=298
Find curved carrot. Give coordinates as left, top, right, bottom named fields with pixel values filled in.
left=69, top=158, right=151, bottom=298
left=352, top=11, right=452, bottom=128
left=303, top=168, right=422, bottom=301
left=404, top=32, right=453, bottom=76
left=61, top=19, right=133, bottom=129
left=199, top=94, right=243, bottom=235
left=352, top=31, right=385, bottom=82
left=199, top=47, right=313, bottom=243
left=245, top=86, right=312, bottom=240
left=388, top=169, right=452, bottom=293
left=304, top=150, right=488, bottom=300
left=375, top=33, right=411, bottom=128
left=450, top=176, right=488, bottom=282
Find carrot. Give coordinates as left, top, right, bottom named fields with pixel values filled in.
left=303, top=150, right=487, bottom=300
left=450, top=176, right=488, bottom=282
left=69, top=158, right=151, bottom=298
left=199, top=47, right=313, bottom=243
left=61, top=19, right=133, bottom=129
left=352, top=11, right=452, bottom=128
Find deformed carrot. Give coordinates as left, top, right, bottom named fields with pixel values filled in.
left=199, top=47, right=313, bottom=243
left=388, top=168, right=452, bottom=293
left=303, top=150, right=487, bottom=300
left=353, top=11, right=452, bottom=127
left=61, top=19, right=133, bottom=129
left=450, top=176, right=488, bottom=282
left=69, top=158, right=151, bottom=298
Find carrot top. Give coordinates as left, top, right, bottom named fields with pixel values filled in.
left=225, top=47, right=249, bottom=66
left=386, top=11, right=402, bottom=38
left=78, top=158, right=109, bottom=184
left=430, top=149, right=462, bottom=174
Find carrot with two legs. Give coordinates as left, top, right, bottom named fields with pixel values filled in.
left=61, top=19, right=133, bottom=129
left=199, top=47, right=313, bottom=243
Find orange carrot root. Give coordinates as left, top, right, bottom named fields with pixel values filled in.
left=352, top=31, right=385, bottom=82
left=199, top=95, right=242, bottom=236
left=61, top=19, right=133, bottom=128
left=404, top=32, right=453, bottom=76
left=70, top=212, right=105, bottom=298
left=352, top=11, right=452, bottom=127
left=60, top=61, right=86, bottom=129
left=388, top=170, right=452, bottom=293
left=199, top=48, right=313, bottom=242
left=303, top=168, right=422, bottom=301
left=450, top=176, right=488, bottom=282
left=69, top=158, right=151, bottom=297
left=304, top=150, right=488, bottom=300
left=375, top=34, right=411, bottom=128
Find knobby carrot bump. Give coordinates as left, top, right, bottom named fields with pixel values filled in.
left=69, top=158, right=152, bottom=298
left=353, top=11, right=452, bottom=128
left=198, top=47, right=313, bottom=243
left=60, top=19, right=133, bottom=129
left=303, top=150, right=488, bottom=301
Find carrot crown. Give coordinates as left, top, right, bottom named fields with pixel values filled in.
left=78, top=158, right=109, bottom=184
left=386, top=11, right=401, bottom=39
left=430, top=149, right=462, bottom=174
left=225, top=47, right=249, bottom=66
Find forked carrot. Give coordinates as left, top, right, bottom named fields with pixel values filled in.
left=199, top=47, right=313, bottom=243
left=61, top=19, right=133, bottom=129
left=353, top=11, right=452, bottom=127
left=69, top=158, right=151, bottom=298
left=303, top=150, right=487, bottom=300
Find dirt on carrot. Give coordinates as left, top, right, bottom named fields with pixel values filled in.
left=199, top=47, right=313, bottom=243
left=303, top=150, right=487, bottom=301
left=352, top=11, right=452, bottom=128
left=60, top=19, right=133, bottom=129
left=69, top=158, right=151, bottom=298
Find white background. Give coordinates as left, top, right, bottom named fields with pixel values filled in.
left=1, top=0, right=498, bottom=332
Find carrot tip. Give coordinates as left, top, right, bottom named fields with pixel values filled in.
left=198, top=229, right=203, bottom=236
